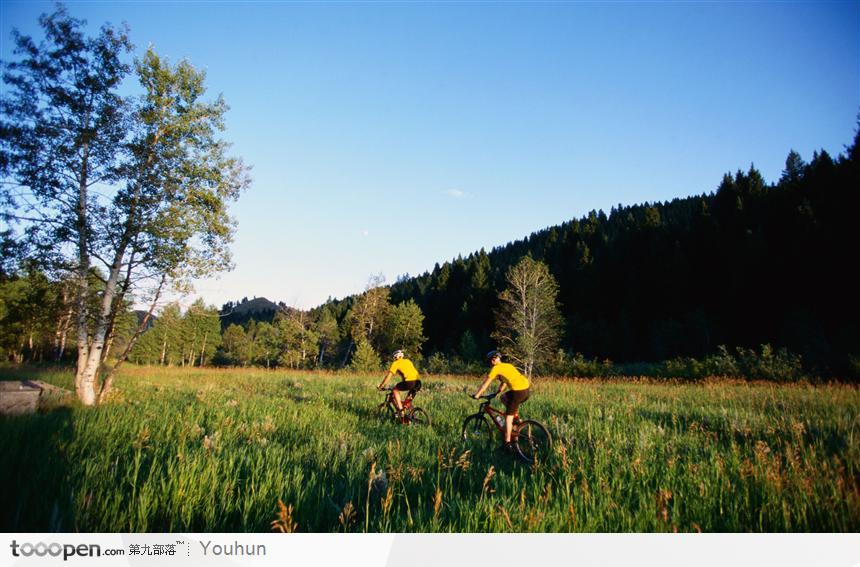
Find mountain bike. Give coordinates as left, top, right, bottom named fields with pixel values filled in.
left=377, top=386, right=431, bottom=426
left=461, top=391, right=551, bottom=463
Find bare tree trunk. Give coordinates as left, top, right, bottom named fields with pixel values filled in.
left=184, top=330, right=196, bottom=367
left=75, top=142, right=92, bottom=402
left=78, top=353, right=100, bottom=406
left=160, top=330, right=168, bottom=365
left=198, top=332, right=208, bottom=367
left=54, top=301, right=73, bottom=361
left=74, top=269, right=90, bottom=395
left=78, top=258, right=124, bottom=405
left=103, top=332, right=115, bottom=362
left=17, top=336, right=26, bottom=364
left=341, top=340, right=354, bottom=367
left=79, top=206, right=144, bottom=404
left=98, top=275, right=165, bottom=403
left=58, top=323, right=70, bottom=361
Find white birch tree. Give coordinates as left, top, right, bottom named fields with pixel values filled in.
left=492, top=256, right=563, bottom=377
left=1, top=8, right=250, bottom=404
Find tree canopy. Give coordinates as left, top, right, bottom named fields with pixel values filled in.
left=0, top=6, right=250, bottom=403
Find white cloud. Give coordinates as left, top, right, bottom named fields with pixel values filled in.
left=444, top=189, right=468, bottom=198
left=361, top=229, right=369, bottom=237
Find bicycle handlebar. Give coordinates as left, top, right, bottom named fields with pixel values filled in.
left=471, top=392, right=497, bottom=400
left=461, top=387, right=497, bottom=400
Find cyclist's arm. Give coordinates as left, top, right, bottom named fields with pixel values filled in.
left=496, top=382, right=508, bottom=396
left=378, top=371, right=393, bottom=390
left=473, top=375, right=494, bottom=398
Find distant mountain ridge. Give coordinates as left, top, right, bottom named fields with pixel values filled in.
left=219, top=296, right=282, bottom=328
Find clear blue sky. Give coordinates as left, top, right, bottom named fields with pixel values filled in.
left=2, top=1, right=858, bottom=309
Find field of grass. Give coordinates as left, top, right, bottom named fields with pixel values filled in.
left=1, top=365, right=858, bottom=532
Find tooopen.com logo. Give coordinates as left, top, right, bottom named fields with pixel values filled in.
left=10, top=541, right=106, bottom=561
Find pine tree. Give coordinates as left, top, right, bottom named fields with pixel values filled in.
left=350, top=338, right=382, bottom=373
left=780, top=150, right=807, bottom=184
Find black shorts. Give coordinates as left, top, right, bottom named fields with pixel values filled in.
left=501, top=388, right=529, bottom=415
left=394, top=380, right=421, bottom=393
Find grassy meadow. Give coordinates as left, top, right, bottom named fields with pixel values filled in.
left=1, top=365, right=858, bottom=532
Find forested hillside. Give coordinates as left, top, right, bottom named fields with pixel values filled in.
left=316, top=134, right=859, bottom=377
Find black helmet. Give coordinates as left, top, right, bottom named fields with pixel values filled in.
left=392, top=349, right=404, bottom=359
left=485, top=350, right=501, bottom=363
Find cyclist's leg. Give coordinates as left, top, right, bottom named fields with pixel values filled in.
left=392, top=381, right=409, bottom=412
left=406, top=380, right=422, bottom=401
left=500, top=392, right=515, bottom=443
left=503, top=390, right=530, bottom=443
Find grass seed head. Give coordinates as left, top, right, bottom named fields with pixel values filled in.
left=481, top=465, right=496, bottom=497
left=338, top=502, right=357, bottom=532
left=271, top=499, right=298, bottom=533
left=432, top=488, right=443, bottom=520
left=656, top=489, right=673, bottom=523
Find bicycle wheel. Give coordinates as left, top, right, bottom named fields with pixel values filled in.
left=461, top=414, right=494, bottom=447
left=407, top=407, right=431, bottom=426
left=377, top=401, right=394, bottom=422
left=514, top=420, right=551, bottom=464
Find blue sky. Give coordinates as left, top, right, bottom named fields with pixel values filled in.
left=2, top=1, right=858, bottom=309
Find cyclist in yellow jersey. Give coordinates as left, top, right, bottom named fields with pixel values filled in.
left=378, top=349, right=421, bottom=417
left=472, top=350, right=530, bottom=452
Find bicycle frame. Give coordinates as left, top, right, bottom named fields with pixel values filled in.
left=476, top=395, right=521, bottom=437
left=383, top=387, right=416, bottom=411
left=378, top=386, right=431, bottom=427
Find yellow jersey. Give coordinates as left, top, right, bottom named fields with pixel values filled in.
left=489, top=362, right=529, bottom=391
left=389, top=358, right=419, bottom=381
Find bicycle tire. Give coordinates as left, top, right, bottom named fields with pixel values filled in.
left=407, top=407, right=431, bottom=427
left=514, top=420, right=551, bottom=464
left=377, top=401, right=394, bottom=422
left=461, top=413, right=494, bottom=447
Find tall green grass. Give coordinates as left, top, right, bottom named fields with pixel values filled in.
left=1, top=366, right=857, bottom=532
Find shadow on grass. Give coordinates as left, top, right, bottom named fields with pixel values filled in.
left=634, top=407, right=849, bottom=457
left=339, top=395, right=399, bottom=425
left=0, top=406, right=74, bottom=531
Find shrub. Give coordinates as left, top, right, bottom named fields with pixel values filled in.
left=736, top=344, right=803, bottom=382
left=550, top=350, right=614, bottom=377
left=350, top=339, right=382, bottom=373
left=447, top=356, right=484, bottom=376
left=661, top=356, right=706, bottom=380
left=701, top=345, right=740, bottom=376
left=658, top=344, right=804, bottom=382
left=425, top=352, right=450, bottom=374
